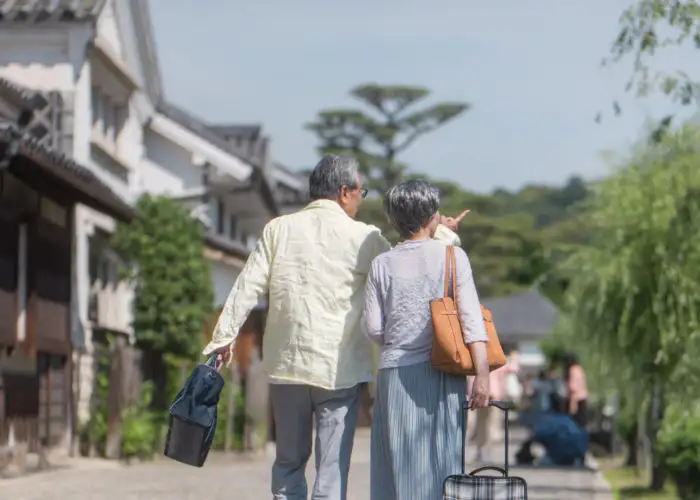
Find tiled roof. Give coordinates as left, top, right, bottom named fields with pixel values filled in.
left=157, top=101, right=278, bottom=216
left=156, top=102, right=255, bottom=166
left=0, top=77, right=131, bottom=220
left=208, top=124, right=262, bottom=140
left=0, top=0, right=106, bottom=23
left=0, top=122, right=133, bottom=221
left=482, top=288, right=558, bottom=338
left=0, top=78, right=48, bottom=109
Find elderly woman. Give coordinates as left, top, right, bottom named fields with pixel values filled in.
left=362, top=179, right=491, bottom=500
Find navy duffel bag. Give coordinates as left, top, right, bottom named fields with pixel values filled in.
left=164, top=354, right=225, bottom=467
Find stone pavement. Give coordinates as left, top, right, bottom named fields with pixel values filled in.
left=0, top=428, right=612, bottom=499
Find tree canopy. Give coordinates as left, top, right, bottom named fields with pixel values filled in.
left=306, top=83, right=469, bottom=192
left=604, top=0, right=700, bottom=128
left=114, top=194, right=214, bottom=359
left=564, top=125, right=700, bottom=397
left=355, top=174, right=588, bottom=299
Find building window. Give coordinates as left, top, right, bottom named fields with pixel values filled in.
left=91, top=87, right=126, bottom=146
left=228, top=215, right=237, bottom=239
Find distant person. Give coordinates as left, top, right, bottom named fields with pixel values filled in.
left=564, top=353, right=588, bottom=429
left=204, top=156, right=468, bottom=500
left=362, top=180, right=490, bottom=500
left=531, top=369, right=553, bottom=414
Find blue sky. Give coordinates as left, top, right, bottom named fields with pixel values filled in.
left=149, top=0, right=691, bottom=193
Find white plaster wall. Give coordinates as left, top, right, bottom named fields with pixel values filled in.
left=0, top=29, right=75, bottom=90
left=211, top=260, right=239, bottom=307
left=96, top=0, right=124, bottom=59
left=140, top=128, right=202, bottom=195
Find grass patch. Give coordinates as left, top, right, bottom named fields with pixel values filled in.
left=601, top=463, right=677, bottom=499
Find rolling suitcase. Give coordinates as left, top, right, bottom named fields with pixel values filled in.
left=442, top=400, right=528, bottom=500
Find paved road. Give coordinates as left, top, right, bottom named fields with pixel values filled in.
left=0, top=429, right=611, bottom=499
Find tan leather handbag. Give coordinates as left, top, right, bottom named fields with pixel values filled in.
left=430, top=246, right=507, bottom=375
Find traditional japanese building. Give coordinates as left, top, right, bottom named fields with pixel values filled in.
left=0, top=77, right=132, bottom=456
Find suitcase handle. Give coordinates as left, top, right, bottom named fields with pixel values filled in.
left=462, top=400, right=510, bottom=476
left=469, top=465, right=507, bottom=477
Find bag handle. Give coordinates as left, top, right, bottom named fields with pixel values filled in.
left=443, top=246, right=457, bottom=299
left=205, top=354, right=222, bottom=372
left=469, top=466, right=507, bottom=477
left=462, top=400, right=511, bottom=476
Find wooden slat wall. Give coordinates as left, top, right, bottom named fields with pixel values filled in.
left=29, top=218, right=71, bottom=356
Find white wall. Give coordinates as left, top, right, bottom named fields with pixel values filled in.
left=211, top=260, right=240, bottom=307
left=0, top=28, right=87, bottom=91
left=96, top=0, right=124, bottom=59
left=140, top=128, right=202, bottom=195
left=141, top=127, right=249, bottom=306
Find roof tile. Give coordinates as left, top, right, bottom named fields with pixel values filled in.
left=0, top=0, right=105, bottom=23
left=482, top=288, right=558, bottom=338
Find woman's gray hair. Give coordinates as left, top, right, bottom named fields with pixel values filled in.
left=309, top=154, right=360, bottom=199
left=384, top=179, right=440, bottom=238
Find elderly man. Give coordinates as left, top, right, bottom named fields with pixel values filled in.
left=204, top=154, right=468, bottom=500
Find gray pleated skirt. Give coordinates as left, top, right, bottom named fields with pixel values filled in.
left=370, top=361, right=466, bottom=500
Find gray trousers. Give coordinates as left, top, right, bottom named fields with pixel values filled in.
left=270, top=383, right=359, bottom=500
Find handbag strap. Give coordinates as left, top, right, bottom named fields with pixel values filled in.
left=443, top=246, right=457, bottom=299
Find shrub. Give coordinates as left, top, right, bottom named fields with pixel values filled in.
left=657, top=402, right=700, bottom=500
left=213, top=379, right=245, bottom=451
left=121, top=382, right=158, bottom=461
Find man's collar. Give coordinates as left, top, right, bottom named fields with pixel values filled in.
left=303, top=199, right=348, bottom=216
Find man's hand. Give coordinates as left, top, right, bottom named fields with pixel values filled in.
left=440, top=210, right=470, bottom=232
left=470, top=374, right=490, bottom=409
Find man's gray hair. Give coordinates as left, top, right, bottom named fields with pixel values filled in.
left=309, top=154, right=360, bottom=199
left=384, top=179, right=440, bottom=238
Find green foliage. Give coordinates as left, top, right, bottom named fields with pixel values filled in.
left=121, top=382, right=158, bottom=461
left=213, top=380, right=245, bottom=451
left=306, top=83, right=469, bottom=192
left=80, top=344, right=158, bottom=460
left=357, top=174, right=589, bottom=298
left=459, top=212, right=549, bottom=298
left=604, top=0, right=700, bottom=125
left=562, top=123, right=700, bottom=490
left=82, top=364, right=109, bottom=457
left=113, top=194, right=214, bottom=359
left=657, top=402, right=700, bottom=500
left=565, top=124, right=700, bottom=395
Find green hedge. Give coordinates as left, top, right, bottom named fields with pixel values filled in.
left=657, top=403, right=700, bottom=500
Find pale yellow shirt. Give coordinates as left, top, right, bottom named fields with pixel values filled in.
left=203, top=199, right=461, bottom=390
